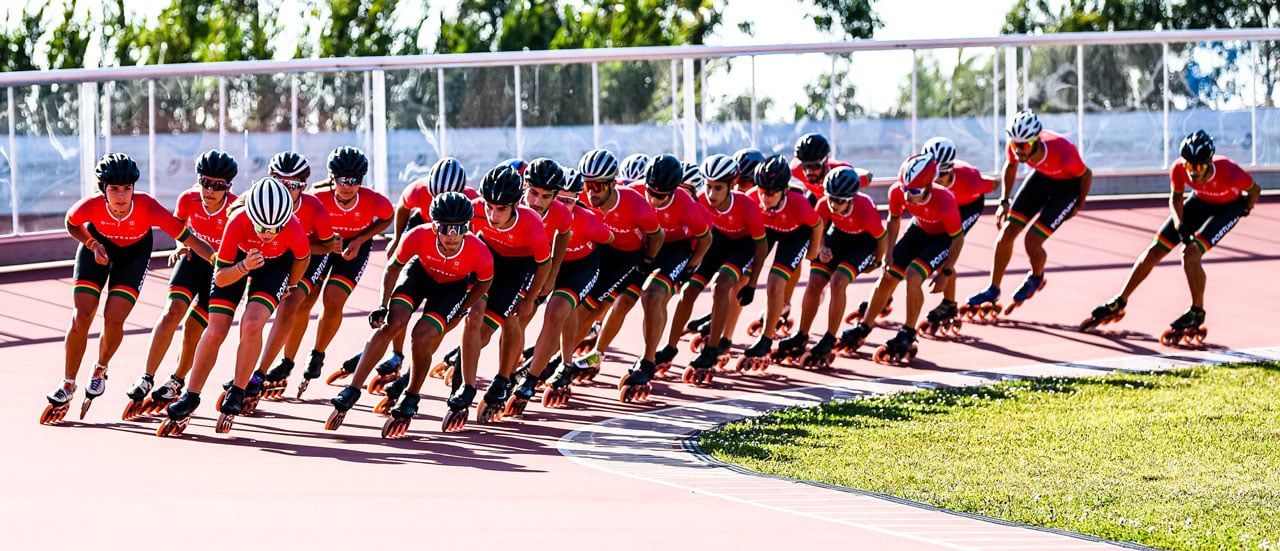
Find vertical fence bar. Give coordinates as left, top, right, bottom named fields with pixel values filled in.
left=79, top=82, right=97, bottom=198
left=1004, top=47, right=1017, bottom=120
left=437, top=68, right=447, bottom=156
left=1252, top=43, right=1259, bottom=166
left=148, top=80, right=156, bottom=200
left=829, top=54, right=838, bottom=157
left=700, top=58, right=708, bottom=159
left=1162, top=42, right=1170, bottom=168
left=514, top=65, right=524, bottom=160
left=218, top=76, right=226, bottom=151
left=363, top=71, right=373, bottom=151
left=670, top=60, right=679, bottom=154
left=8, top=87, right=17, bottom=233
left=372, top=70, right=389, bottom=196
left=103, top=82, right=112, bottom=154
left=1022, top=47, right=1029, bottom=111
left=910, top=50, right=918, bottom=152
left=290, top=74, right=298, bottom=152
left=1077, top=44, right=1085, bottom=149
left=993, top=47, right=1001, bottom=173
left=591, top=62, right=600, bottom=149
left=682, top=58, right=696, bottom=160
left=750, top=56, right=758, bottom=147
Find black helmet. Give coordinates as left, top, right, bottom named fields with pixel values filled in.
left=753, top=155, right=791, bottom=191
left=823, top=166, right=861, bottom=199
left=95, top=152, right=140, bottom=191
left=501, top=158, right=529, bottom=176
left=562, top=169, right=584, bottom=194
left=480, top=165, right=523, bottom=205
left=269, top=151, right=311, bottom=181
left=327, top=146, right=369, bottom=179
left=196, top=149, right=238, bottom=182
left=1179, top=130, right=1215, bottom=165
left=733, top=148, right=765, bottom=179
left=430, top=191, right=475, bottom=225
left=794, top=133, right=831, bottom=162
left=644, top=154, right=683, bottom=194
left=525, top=158, right=566, bottom=191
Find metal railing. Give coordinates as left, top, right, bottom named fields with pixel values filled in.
left=0, top=28, right=1276, bottom=237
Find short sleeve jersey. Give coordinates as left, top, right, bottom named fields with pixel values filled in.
left=310, top=187, right=394, bottom=239
left=654, top=189, right=711, bottom=242
left=790, top=157, right=853, bottom=199
left=748, top=189, right=821, bottom=233
left=563, top=207, right=614, bottom=262
left=214, top=210, right=309, bottom=264
left=888, top=184, right=963, bottom=237
left=817, top=193, right=885, bottom=237
left=1170, top=156, right=1255, bottom=205
left=400, top=182, right=480, bottom=218
left=698, top=191, right=767, bottom=241
left=470, top=199, right=552, bottom=263
left=1006, top=130, right=1088, bottom=180
left=538, top=199, right=573, bottom=241
left=292, top=193, right=336, bottom=243
left=394, top=226, right=494, bottom=284
left=173, top=188, right=236, bottom=249
left=579, top=186, right=661, bottom=252
left=947, top=161, right=996, bottom=206
left=66, top=192, right=189, bottom=246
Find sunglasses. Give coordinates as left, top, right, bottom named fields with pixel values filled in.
left=253, top=224, right=281, bottom=234
left=828, top=196, right=852, bottom=206
left=1011, top=139, right=1039, bottom=152
left=646, top=188, right=674, bottom=200
left=438, top=222, right=468, bottom=236
left=760, top=188, right=785, bottom=197
left=905, top=187, right=927, bottom=196
left=556, top=196, right=577, bottom=206
left=800, top=161, right=826, bottom=171
left=1186, top=162, right=1212, bottom=172
left=585, top=178, right=613, bottom=192
left=199, top=176, right=231, bottom=191
left=334, top=176, right=361, bottom=187
left=276, top=177, right=307, bottom=190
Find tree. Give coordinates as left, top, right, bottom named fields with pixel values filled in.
left=787, top=1, right=882, bottom=122
left=892, top=51, right=996, bottom=119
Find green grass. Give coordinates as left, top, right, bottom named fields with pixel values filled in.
left=700, top=364, right=1280, bottom=551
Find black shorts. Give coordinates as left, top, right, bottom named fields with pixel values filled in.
left=766, top=227, right=811, bottom=280
left=552, top=253, right=600, bottom=310
left=316, top=238, right=373, bottom=295
left=811, top=230, right=877, bottom=281
left=1155, top=194, right=1247, bottom=253
left=888, top=224, right=953, bottom=280
left=622, top=239, right=692, bottom=298
left=389, top=261, right=471, bottom=334
left=585, top=245, right=642, bottom=309
left=1008, top=170, right=1083, bottom=237
left=72, top=230, right=152, bottom=304
left=209, top=253, right=296, bottom=317
left=298, top=253, right=330, bottom=296
left=482, top=253, right=537, bottom=329
left=688, top=230, right=756, bottom=291
left=168, top=254, right=215, bottom=326
left=958, top=199, right=984, bottom=235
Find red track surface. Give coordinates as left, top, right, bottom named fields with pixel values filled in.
left=4, top=199, right=1276, bottom=549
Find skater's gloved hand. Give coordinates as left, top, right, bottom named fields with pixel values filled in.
left=676, top=264, right=696, bottom=285
left=637, top=256, right=655, bottom=274
left=736, top=286, right=756, bottom=306
left=368, top=306, right=390, bottom=328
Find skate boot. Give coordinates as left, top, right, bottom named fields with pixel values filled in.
left=241, top=372, right=265, bottom=415
left=429, top=346, right=460, bottom=380
left=142, top=375, right=184, bottom=416
left=79, top=365, right=108, bottom=420
left=1160, top=306, right=1207, bottom=347
left=366, top=351, right=404, bottom=395
left=40, top=380, right=76, bottom=425
left=684, top=312, right=712, bottom=335
left=324, top=386, right=362, bottom=430
left=262, top=357, right=292, bottom=399
left=844, top=297, right=893, bottom=325
left=382, top=393, right=420, bottom=439
left=121, top=373, right=154, bottom=420
left=687, top=319, right=712, bottom=354
left=770, top=332, right=809, bottom=365
left=836, top=323, right=872, bottom=355
left=298, top=350, right=327, bottom=398
left=873, top=327, right=918, bottom=364
left=1003, top=272, right=1046, bottom=315
left=917, top=299, right=961, bottom=337
left=654, top=345, right=678, bottom=377
left=682, top=346, right=719, bottom=385
left=747, top=306, right=794, bottom=339
left=618, top=359, right=656, bottom=403
left=1079, top=297, right=1127, bottom=332
left=960, top=285, right=1001, bottom=320
left=542, top=358, right=576, bottom=408
left=157, top=392, right=200, bottom=437
left=477, top=376, right=511, bottom=423
left=373, top=373, right=409, bottom=415
left=574, top=321, right=602, bottom=356
left=735, top=337, right=773, bottom=372
left=442, top=384, right=477, bottom=432
left=572, top=350, right=602, bottom=383
left=215, top=386, right=245, bottom=433
left=799, top=333, right=837, bottom=369
left=714, top=338, right=734, bottom=369
left=505, top=369, right=543, bottom=417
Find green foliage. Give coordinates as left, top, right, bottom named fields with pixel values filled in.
left=894, top=50, right=996, bottom=119
left=0, top=5, right=45, bottom=73
left=803, top=0, right=881, bottom=40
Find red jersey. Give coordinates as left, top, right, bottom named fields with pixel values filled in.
left=470, top=199, right=552, bottom=263
left=66, top=192, right=189, bottom=246
left=888, top=184, right=963, bottom=237
left=563, top=207, right=614, bottom=262
left=173, top=188, right=236, bottom=249
left=310, top=187, right=394, bottom=239
left=1170, top=156, right=1255, bottom=205
left=790, top=158, right=853, bottom=199
left=580, top=186, right=661, bottom=252
left=748, top=189, right=821, bottom=233
left=1006, top=130, right=1088, bottom=180
left=292, top=193, right=335, bottom=243
left=653, top=189, right=711, bottom=242
left=215, top=210, right=309, bottom=264
left=537, top=199, right=573, bottom=241
left=393, top=226, right=494, bottom=284
left=817, top=193, right=885, bottom=237
left=947, top=161, right=995, bottom=206
left=400, top=182, right=480, bottom=218
left=698, top=191, right=767, bottom=241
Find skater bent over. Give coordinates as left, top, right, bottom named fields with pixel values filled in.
left=917, top=137, right=996, bottom=327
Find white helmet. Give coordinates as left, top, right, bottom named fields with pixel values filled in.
left=245, top=177, right=294, bottom=230
left=921, top=137, right=956, bottom=174
left=699, top=154, right=738, bottom=183
left=619, top=153, right=650, bottom=183
left=577, top=149, right=619, bottom=181
left=680, top=161, right=705, bottom=193
left=1006, top=110, right=1042, bottom=144
left=426, top=157, right=467, bottom=195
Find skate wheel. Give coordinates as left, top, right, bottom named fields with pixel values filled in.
left=746, top=319, right=764, bottom=338
left=156, top=419, right=179, bottom=437
left=121, top=399, right=142, bottom=421
left=844, top=311, right=861, bottom=325
left=79, top=398, right=94, bottom=420
left=701, top=370, right=714, bottom=384
left=40, top=403, right=69, bottom=425
left=503, top=396, right=528, bottom=417
left=1078, top=316, right=1099, bottom=332
left=325, top=369, right=351, bottom=386
left=215, top=413, right=235, bottom=434
left=476, top=403, right=503, bottom=424
left=1196, top=327, right=1208, bottom=343
left=440, top=366, right=456, bottom=388
left=427, top=362, right=449, bottom=379
left=324, top=409, right=347, bottom=431
left=441, top=409, right=468, bottom=432
left=873, top=346, right=891, bottom=364
left=296, top=379, right=310, bottom=399
left=574, top=338, right=596, bottom=357
left=879, top=304, right=893, bottom=318
left=689, top=334, right=706, bottom=354
left=1159, top=327, right=1179, bottom=347
left=382, top=417, right=411, bottom=439
left=373, top=397, right=394, bottom=415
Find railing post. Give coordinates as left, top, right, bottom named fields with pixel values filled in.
left=372, top=70, right=389, bottom=196
left=103, top=81, right=112, bottom=154
left=148, top=80, right=156, bottom=199
left=910, top=50, right=918, bottom=152
left=671, top=60, right=679, bottom=154
left=829, top=54, right=838, bottom=157
left=514, top=65, right=523, bottom=160
left=80, top=82, right=97, bottom=199
left=1252, top=43, right=1259, bottom=166
left=750, top=56, right=758, bottom=148
left=290, top=74, right=298, bottom=152
left=437, top=68, right=447, bottom=156
left=7, top=87, right=17, bottom=234
left=700, top=58, right=708, bottom=159
left=993, top=47, right=1001, bottom=173
left=218, top=76, right=226, bottom=151
left=1162, top=42, right=1170, bottom=168
left=591, top=62, right=600, bottom=150
left=682, top=58, right=696, bottom=160
left=1077, top=44, right=1085, bottom=150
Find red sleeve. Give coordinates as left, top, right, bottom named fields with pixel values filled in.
left=174, top=190, right=192, bottom=220
left=526, top=215, right=552, bottom=264
left=888, top=185, right=906, bottom=217
left=307, top=197, right=336, bottom=241
left=855, top=195, right=885, bottom=238
left=631, top=197, right=661, bottom=235
left=1169, top=162, right=1188, bottom=194
left=216, top=214, right=248, bottom=265
left=394, top=226, right=426, bottom=265
left=372, top=192, right=394, bottom=220
left=469, top=238, right=494, bottom=282
left=796, top=196, right=820, bottom=227
left=815, top=199, right=833, bottom=224
left=285, top=218, right=310, bottom=259
left=686, top=195, right=711, bottom=237
left=1005, top=143, right=1018, bottom=165
left=144, top=195, right=189, bottom=240
left=65, top=196, right=95, bottom=228
left=938, top=191, right=963, bottom=237
left=589, top=213, right=614, bottom=244
left=743, top=201, right=767, bottom=241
